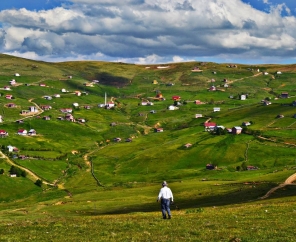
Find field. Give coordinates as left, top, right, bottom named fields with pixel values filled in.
left=1, top=55, right=296, bottom=240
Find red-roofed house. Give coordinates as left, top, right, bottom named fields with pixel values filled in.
left=5, top=94, right=13, bottom=99
left=18, top=129, right=27, bottom=136
left=0, top=130, right=8, bottom=137
left=204, top=122, right=216, bottom=131
left=172, top=96, right=181, bottom=101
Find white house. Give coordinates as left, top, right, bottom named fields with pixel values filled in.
left=240, top=95, right=246, bottom=100
left=73, top=103, right=79, bottom=107
left=29, top=106, right=38, bottom=113
left=213, top=107, right=220, bottom=112
left=44, top=96, right=52, bottom=100
left=18, top=129, right=27, bottom=135
left=14, top=73, right=20, bottom=77
left=28, top=129, right=37, bottom=136
left=168, top=105, right=179, bottom=110
left=9, top=79, right=16, bottom=85
left=195, top=114, right=203, bottom=118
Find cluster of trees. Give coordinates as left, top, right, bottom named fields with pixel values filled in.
left=9, top=165, right=27, bottom=177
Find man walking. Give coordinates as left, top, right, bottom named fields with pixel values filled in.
left=157, top=181, right=173, bottom=219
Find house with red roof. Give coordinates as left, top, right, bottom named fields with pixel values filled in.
left=0, top=130, right=8, bottom=137
left=204, top=122, right=216, bottom=131
left=172, top=96, right=181, bottom=101
left=5, top=94, right=13, bottom=99
left=17, top=129, right=27, bottom=136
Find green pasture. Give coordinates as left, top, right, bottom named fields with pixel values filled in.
left=1, top=55, right=296, bottom=241
left=15, top=159, right=67, bottom=182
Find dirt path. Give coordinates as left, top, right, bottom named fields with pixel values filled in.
left=0, top=151, right=54, bottom=186
left=228, top=72, right=263, bottom=84
left=260, top=172, right=296, bottom=199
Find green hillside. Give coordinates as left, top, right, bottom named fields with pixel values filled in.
left=1, top=54, right=296, bottom=241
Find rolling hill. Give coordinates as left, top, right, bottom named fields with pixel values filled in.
left=1, top=54, right=296, bottom=241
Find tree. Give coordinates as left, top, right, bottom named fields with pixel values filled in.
left=0, top=169, right=4, bottom=174
left=241, top=161, right=247, bottom=171
left=35, top=179, right=43, bottom=187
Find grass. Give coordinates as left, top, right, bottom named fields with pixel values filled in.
left=1, top=55, right=296, bottom=240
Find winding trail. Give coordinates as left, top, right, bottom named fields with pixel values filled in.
left=260, top=172, right=296, bottom=199
left=0, top=151, right=54, bottom=186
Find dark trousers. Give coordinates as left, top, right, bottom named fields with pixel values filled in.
left=161, top=198, right=171, bottom=218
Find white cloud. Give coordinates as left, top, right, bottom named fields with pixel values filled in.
left=0, top=0, right=296, bottom=63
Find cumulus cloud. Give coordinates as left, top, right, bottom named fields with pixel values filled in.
left=0, top=0, right=296, bottom=63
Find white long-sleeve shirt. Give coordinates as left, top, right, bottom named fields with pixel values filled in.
left=158, top=186, right=173, bottom=201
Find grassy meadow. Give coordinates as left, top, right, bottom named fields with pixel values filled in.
left=1, top=54, right=296, bottom=240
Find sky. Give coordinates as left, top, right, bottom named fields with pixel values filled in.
left=0, top=0, right=296, bottom=64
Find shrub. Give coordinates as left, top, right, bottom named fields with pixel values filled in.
left=35, top=179, right=43, bottom=187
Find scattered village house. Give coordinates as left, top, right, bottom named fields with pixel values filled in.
left=28, top=129, right=37, bottom=136
left=17, top=129, right=27, bottom=135
left=247, top=166, right=258, bottom=170
left=77, top=118, right=86, bottom=123
left=172, top=96, right=181, bottom=101
left=195, top=114, right=203, bottom=118
left=168, top=105, right=179, bottom=110
left=242, top=121, right=251, bottom=126
left=75, top=91, right=81, bottom=96
left=60, top=108, right=72, bottom=113
left=65, top=113, right=75, bottom=122
left=204, top=122, right=216, bottom=131
left=206, top=164, right=217, bottom=170
left=195, top=100, right=204, bottom=105
left=9, top=79, right=16, bottom=85
left=184, top=143, right=192, bottom=148
left=43, top=96, right=52, bottom=100
left=0, top=130, right=8, bottom=137
left=7, top=103, right=16, bottom=108
left=281, top=92, right=289, bottom=98
left=7, top=145, right=18, bottom=152
left=5, top=94, right=13, bottom=99
left=141, top=101, right=154, bottom=106
left=240, top=94, right=246, bottom=100
left=106, top=102, right=115, bottom=109
left=155, top=128, right=164, bottom=132
left=209, top=86, right=216, bottom=91
left=213, top=107, right=220, bottom=112
left=29, top=106, right=38, bottom=113
left=232, top=126, right=242, bottom=135
left=40, top=105, right=52, bottom=110
left=262, top=100, right=271, bottom=106
left=43, top=116, right=51, bottom=120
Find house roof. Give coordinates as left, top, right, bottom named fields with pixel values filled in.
left=204, top=122, right=216, bottom=127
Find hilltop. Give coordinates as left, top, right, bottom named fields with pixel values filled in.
left=1, top=54, right=296, bottom=241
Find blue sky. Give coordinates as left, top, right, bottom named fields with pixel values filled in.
left=0, top=0, right=296, bottom=64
